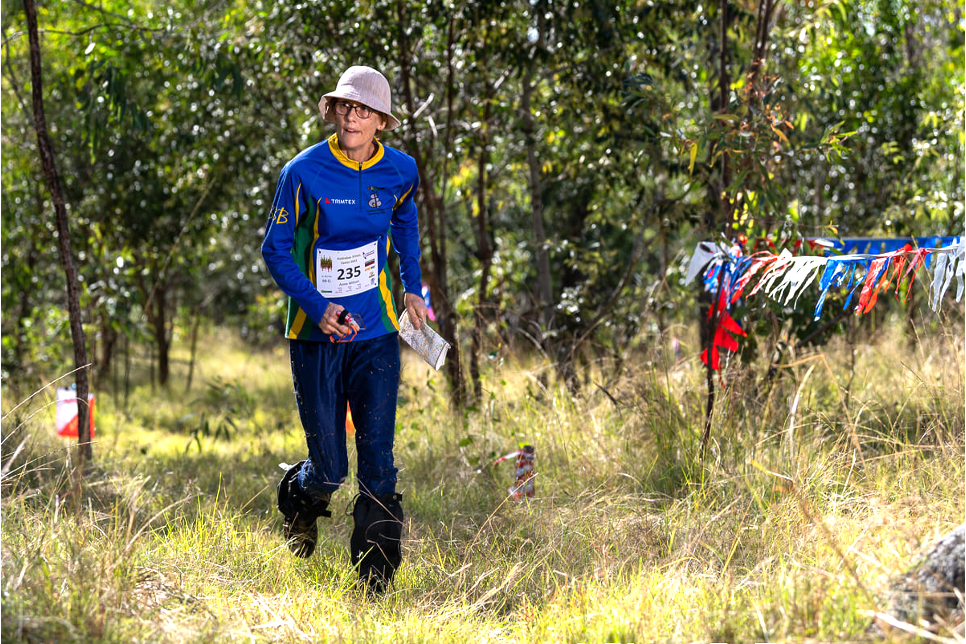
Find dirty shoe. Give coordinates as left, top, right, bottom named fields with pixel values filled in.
left=350, top=492, right=404, bottom=592
left=276, top=461, right=331, bottom=558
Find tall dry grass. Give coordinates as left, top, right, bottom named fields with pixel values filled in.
left=1, top=320, right=963, bottom=643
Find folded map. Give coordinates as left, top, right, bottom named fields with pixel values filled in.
left=398, top=310, right=451, bottom=370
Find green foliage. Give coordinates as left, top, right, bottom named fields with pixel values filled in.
left=2, top=0, right=963, bottom=399
left=177, top=376, right=255, bottom=452
left=2, top=0, right=279, bottom=388
left=781, top=0, right=964, bottom=236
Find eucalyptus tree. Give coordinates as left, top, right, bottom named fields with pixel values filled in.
left=778, top=0, right=964, bottom=238
left=388, top=0, right=472, bottom=405
left=506, top=0, right=669, bottom=386
left=0, top=108, right=60, bottom=390
left=618, top=0, right=962, bottom=443
left=7, top=0, right=93, bottom=459
left=2, top=0, right=264, bottom=392
left=391, top=0, right=654, bottom=396
left=2, top=2, right=100, bottom=396
left=68, top=4, right=261, bottom=389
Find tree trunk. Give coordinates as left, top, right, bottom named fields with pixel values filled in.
left=718, top=0, right=732, bottom=221
left=25, top=0, right=92, bottom=462
left=186, top=306, right=202, bottom=393
left=701, top=0, right=733, bottom=452
left=13, top=243, right=39, bottom=374
left=124, top=332, right=131, bottom=410
left=470, top=88, right=494, bottom=404
left=153, top=285, right=170, bottom=387
left=97, top=316, right=117, bottom=385
left=750, top=0, right=776, bottom=88
left=748, top=0, right=778, bottom=232
left=396, top=0, right=465, bottom=407
left=658, top=214, right=669, bottom=337
left=522, top=7, right=554, bottom=335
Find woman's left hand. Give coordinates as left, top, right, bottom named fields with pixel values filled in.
left=403, top=292, right=428, bottom=330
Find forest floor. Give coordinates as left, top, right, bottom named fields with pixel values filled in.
left=1, top=319, right=964, bottom=643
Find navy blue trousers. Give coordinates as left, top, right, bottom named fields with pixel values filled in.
left=289, top=333, right=400, bottom=499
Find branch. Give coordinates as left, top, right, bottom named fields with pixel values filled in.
left=564, top=220, right=650, bottom=366
left=2, top=23, right=167, bottom=43
left=750, top=0, right=778, bottom=85
left=1, top=0, right=200, bottom=46
left=142, top=174, right=217, bottom=316
left=1, top=27, right=30, bottom=123
left=68, top=0, right=142, bottom=26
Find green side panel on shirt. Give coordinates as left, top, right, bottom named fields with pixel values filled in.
left=379, top=228, right=399, bottom=333
left=379, top=264, right=398, bottom=333
left=285, top=193, right=318, bottom=339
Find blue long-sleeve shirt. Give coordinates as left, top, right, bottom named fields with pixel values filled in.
left=262, top=134, right=422, bottom=342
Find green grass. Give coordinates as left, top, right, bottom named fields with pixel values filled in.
left=2, top=323, right=963, bottom=643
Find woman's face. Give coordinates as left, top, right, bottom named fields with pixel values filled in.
left=334, top=100, right=386, bottom=160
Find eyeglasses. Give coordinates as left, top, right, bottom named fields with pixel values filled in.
left=333, top=101, right=374, bottom=120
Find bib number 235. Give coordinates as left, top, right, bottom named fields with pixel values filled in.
left=315, top=241, right=379, bottom=296
left=337, top=266, right=362, bottom=281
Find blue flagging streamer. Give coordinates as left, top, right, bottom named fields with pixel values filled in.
left=704, top=263, right=722, bottom=294
left=814, top=257, right=869, bottom=318
left=814, top=260, right=849, bottom=320
left=815, top=236, right=962, bottom=268
left=724, top=256, right=754, bottom=299
left=842, top=258, right=871, bottom=311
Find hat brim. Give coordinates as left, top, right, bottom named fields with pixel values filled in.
left=319, top=93, right=402, bottom=131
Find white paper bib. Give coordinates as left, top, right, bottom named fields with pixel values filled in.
left=315, top=241, right=379, bottom=296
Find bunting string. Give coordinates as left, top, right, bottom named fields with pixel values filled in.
left=687, top=236, right=964, bottom=370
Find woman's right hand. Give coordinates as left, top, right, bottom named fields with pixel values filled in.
left=319, top=303, right=354, bottom=336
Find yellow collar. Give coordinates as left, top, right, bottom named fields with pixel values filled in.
left=327, top=134, right=385, bottom=170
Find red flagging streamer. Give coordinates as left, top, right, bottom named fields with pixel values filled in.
left=701, top=290, right=747, bottom=371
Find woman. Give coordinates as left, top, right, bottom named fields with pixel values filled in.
left=261, top=65, right=428, bottom=592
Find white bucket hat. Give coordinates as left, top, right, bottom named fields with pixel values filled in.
left=319, top=66, right=402, bottom=131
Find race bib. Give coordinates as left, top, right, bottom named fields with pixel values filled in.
left=315, top=241, right=379, bottom=296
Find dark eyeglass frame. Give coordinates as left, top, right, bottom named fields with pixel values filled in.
left=333, top=100, right=374, bottom=120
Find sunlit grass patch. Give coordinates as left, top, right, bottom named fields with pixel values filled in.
left=2, top=321, right=963, bottom=642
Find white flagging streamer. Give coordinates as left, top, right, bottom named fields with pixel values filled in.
left=929, top=238, right=965, bottom=313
